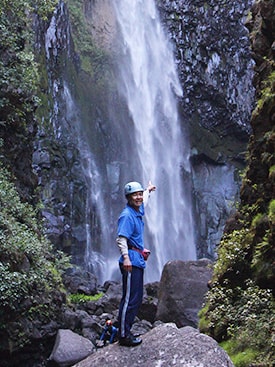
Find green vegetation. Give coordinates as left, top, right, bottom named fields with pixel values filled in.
left=0, top=163, right=70, bottom=351
left=0, top=0, right=58, bottom=128
left=69, top=292, right=104, bottom=304
left=268, top=199, right=275, bottom=222
left=220, top=340, right=258, bottom=367
left=199, top=194, right=274, bottom=366
left=252, top=66, right=275, bottom=119
left=199, top=3, right=275, bottom=364
left=200, top=278, right=274, bottom=361
left=66, top=0, right=111, bottom=85
left=0, top=0, right=70, bottom=353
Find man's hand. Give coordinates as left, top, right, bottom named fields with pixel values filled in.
left=147, top=180, right=156, bottom=193
left=123, top=254, right=132, bottom=272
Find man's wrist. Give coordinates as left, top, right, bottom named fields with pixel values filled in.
left=123, top=254, right=129, bottom=259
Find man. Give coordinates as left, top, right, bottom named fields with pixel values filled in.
left=116, top=180, right=156, bottom=347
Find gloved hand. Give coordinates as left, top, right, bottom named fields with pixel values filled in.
left=142, top=249, right=151, bottom=261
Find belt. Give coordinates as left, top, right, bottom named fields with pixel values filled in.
left=128, top=244, right=143, bottom=255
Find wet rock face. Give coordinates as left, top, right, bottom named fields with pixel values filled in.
left=240, top=0, right=275, bottom=290
left=157, top=0, right=255, bottom=258
left=33, top=0, right=256, bottom=265
left=82, top=0, right=117, bottom=52
left=0, top=116, right=38, bottom=204
left=32, top=1, right=92, bottom=260
left=158, top=0, right=254, bottom=148
left=242, top=0, right=275, bottom=209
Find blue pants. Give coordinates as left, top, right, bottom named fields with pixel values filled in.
left=118, top=264, right=144, bottom=338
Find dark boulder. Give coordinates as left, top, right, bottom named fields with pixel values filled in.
left=156, top=259, right=212, bottom=327
left=63, top=268, right=97, bottom=295
left=48, top=329, right=95, bottom=367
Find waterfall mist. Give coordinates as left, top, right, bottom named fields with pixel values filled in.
left=110, top=0, right=197, bottom=282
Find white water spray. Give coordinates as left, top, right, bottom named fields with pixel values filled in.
left=63, top=84, right=118, bottom=281
left=112, top=0, right=196, bottom=281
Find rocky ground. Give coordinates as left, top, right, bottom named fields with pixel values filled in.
left=0, top=259, right=213, bottom=367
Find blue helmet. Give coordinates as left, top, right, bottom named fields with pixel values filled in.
left=124, top=181, right=144, bottom=196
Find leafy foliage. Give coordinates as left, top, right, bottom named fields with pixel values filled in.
left=0, top=163, right=70, bottom=350
left=252, top=68, right=275, bottom=119
left=0, top=0, right=57, bottom=127
left=199, top=196, right=275, bottom=366
left=200, top=278, right=274, bottom=366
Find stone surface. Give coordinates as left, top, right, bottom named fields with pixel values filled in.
left=157, top=0, right=254, bottom=260
left=156, top=259, right=212, bottom=327
left=32, top=0, right=255, bottom=273
left=48, top=329, right=95, bottom=367
left=73, top=324, right=234, bottom=367
left=63, top=267, right=98, bottom=295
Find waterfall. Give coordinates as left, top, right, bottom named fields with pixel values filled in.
left=111, top=0, right=197, bottom=282
left=40, top=0, right=196, bottom=284
left=62, top=84, right=118, bottom=282
left=37, top=0, right=255, bottom=285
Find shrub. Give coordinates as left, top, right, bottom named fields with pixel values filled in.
left=201, top=279, right=274, bottom=366
left=0, top=163, right=70, bottom=350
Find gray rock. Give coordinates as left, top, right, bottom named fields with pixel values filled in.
left=93, top=281, right=122, bottom=313
left=63, top=268, right=97, bottom=295
left=73, top=323, right=234, bottom=367
left=34, top=0, right=254, bottom=284
left=48, top=329, right=95, bottom=367
left=156, top=259, right=212, bottom=327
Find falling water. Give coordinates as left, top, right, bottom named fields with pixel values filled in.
left=62, top=84, right=118, bottom=282
left=112, top=0, right=197, bottom=282
left=42, top=0, right=197, bottom=284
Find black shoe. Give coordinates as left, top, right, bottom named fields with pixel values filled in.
left=119, top=334, right=142, bottom=347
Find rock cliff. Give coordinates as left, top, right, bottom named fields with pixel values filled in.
left=32, top=0, right=256, bottom=270
left=157, top=0, right=255, bottom=257
left=199, top=0, right=274, bottom=364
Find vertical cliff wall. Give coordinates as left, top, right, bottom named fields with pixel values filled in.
left=157, top=0, right=255, bottom=258
left=199, top=2, right=274, bottom=364
left=32, top=0, right=255, bottom=282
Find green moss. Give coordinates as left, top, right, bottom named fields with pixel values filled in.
left=252, top=68, right=275, bottom=117
left=66, top=0, right=111, bottom=83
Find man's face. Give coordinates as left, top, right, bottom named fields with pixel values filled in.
left=128, top=191, right=143, bottom=210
